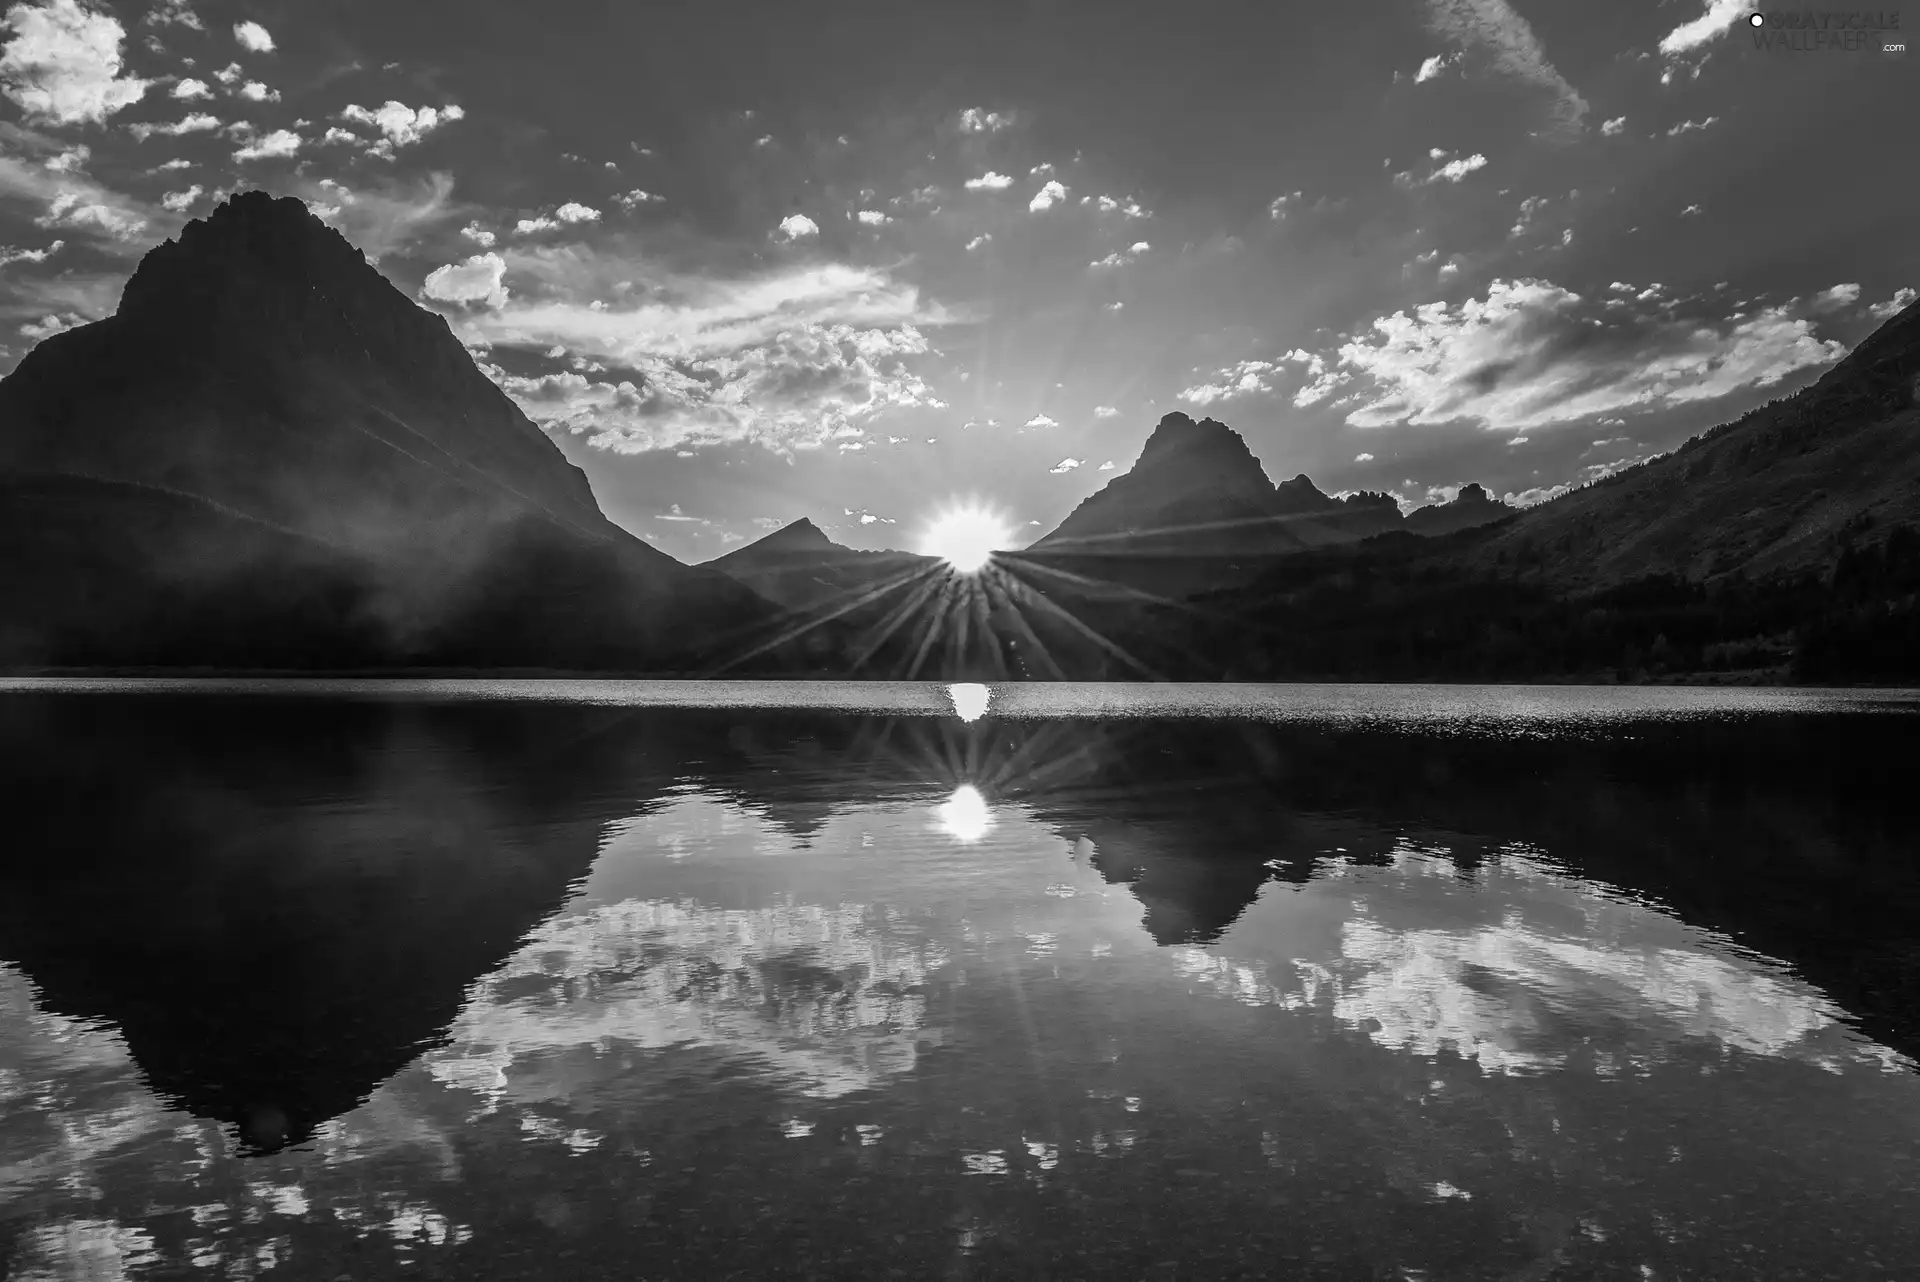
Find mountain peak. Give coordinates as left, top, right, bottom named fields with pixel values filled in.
left=760, top=517, right=838, bottom=550
left=120, top=190, right=372, bottom=316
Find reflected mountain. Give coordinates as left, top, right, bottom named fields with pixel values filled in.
left=1, top=690, right=1917, bottom=1162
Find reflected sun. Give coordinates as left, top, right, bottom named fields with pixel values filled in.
left=919, top=503, right=1013, bottom=574
left=932, top=784, right=994, bottom=842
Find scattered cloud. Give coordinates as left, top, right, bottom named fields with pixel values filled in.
left=288, top=168, right=460, bottom=261
left=1023, top=413, right=1058, bottom=429
left=1093, top=405, right=1119, bottom=418
left=1600, top=115, right=1626, bottom=136
left=1269, top=190, right=1302, bottom=219
left=336, top=101, right=465, bottom=156
left=1866, top=287, right=1916, bottom=320
left=421, top=251, right=508, bottom=309
left=459, top=220, right=494, bottom=247
left=1413, top=51, right=1460, bottom=82
left=231, top=127, right=300, bottom=162
left=1088, top=241, right=1149, bottom=269
left=515, top=215, right=558, bottom=235
left=1048, top=457, right=1082, bottom=473
left=18, top=309, right=81, bottom=339
left=232, top=20, right=272, bottom=52
left=964, top=233, right=989, bottom=250
left=1355, top=452, right=1375, bottom=462
left=1328, top=277, right=1849, bottom=432
left=775, top=213, right=818, bottom=240
left=1680, top=203, right=1701, bottom=216
left=1178, top=358, right=1277, bottom=405
left=854, top=209, right=890, bottom=226
left=1808, top=282, right=1860, bottom=313
left=126, top=111, right=220, bottom=140
left=554, top=201, right=600, bottom=223
left=1097, top=459, right=1115, bottom=470
left=158, top=183, right=201, bottom=212
left=1028, top=179, right=1067, bottom=212
left=212, top=60, right=239, bottom=85
left=236, top=79, right=278, bottom=102
left=145, top=0, right=200, bottom=29
left=1666, top=115, right=1719, bottom=136
left=613, top=188, right=663, bottom=210
left=963, top=171, right=1012, bottom=191
left=0, top=237, right=61, bottom=267
left=1090, top=194, right=1148, bottom=218
left=170, top=76, right=209, bottom=99
left=1, top=0, right=151, bottom=125
left=1420, top=0, right=1588, bottom=135
left=957, top=107, right=1011, bottom=132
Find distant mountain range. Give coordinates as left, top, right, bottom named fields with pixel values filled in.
left=0, top=189, right=1913, bottom=681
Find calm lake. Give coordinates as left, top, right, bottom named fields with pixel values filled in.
left=2, top=679, right=1918, bottom=1280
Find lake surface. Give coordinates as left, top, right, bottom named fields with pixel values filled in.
left=2, top=679, right=1918, bottom=1280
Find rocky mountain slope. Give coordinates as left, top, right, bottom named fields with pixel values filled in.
left=704, top=517, right=938, bottom=613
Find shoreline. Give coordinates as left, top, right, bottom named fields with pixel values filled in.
left=0, top=666, right=1911, bottom=689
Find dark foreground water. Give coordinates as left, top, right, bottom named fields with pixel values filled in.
left=2, top=680, right=1918, bottom=1281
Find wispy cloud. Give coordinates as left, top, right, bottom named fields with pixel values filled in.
left=1421, top=0, right=1588, bottom=135
left=1326, top=278, right=1848, bottom=432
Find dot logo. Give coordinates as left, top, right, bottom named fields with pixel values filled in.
left=1749, top=12, right=1765, bottom=26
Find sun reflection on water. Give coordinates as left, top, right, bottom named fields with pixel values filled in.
left=933, top=784, right=995, bottom=842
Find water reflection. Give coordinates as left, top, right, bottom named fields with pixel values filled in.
left=0, top=685, right=1917, bottom=1278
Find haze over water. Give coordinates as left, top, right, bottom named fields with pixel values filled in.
left=1, top=680, right=1917, bottom=1280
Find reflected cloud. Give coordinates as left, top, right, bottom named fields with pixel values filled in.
left=932, top=783, right=995, bottom=842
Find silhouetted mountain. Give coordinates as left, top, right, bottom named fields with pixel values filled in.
left=1403, top=481, right=1514, bottom=537
left=0, top=191, right=790, bottom=671
left=705, top=517, right=938, bottom=612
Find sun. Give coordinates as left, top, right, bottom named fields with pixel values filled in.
left=919, top=503, right=1013, bottom=573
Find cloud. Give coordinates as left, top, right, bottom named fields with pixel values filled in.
left=1097, top=460, right=1115, bottom=470
left=1666, top=115, right=1719, bottom=136
left=1088, top=241, right=1149, bottom=269
left=1866, top=287, right=1916, bottom=321
left=515, top=215, right=558, bottom=235
left=1023, top=413, right=1058, bottom=429
left=1093, top=405, right=1119, bottom=418
left=957, top=107, right=1010, bottom=132
left=236, top=79, right=277, bottom=102
left=441, top=252, right=951, bottom=455
left=1090, top=194, right=1148, bottom=218
left=422, top=251, right=508, bottom=309
left=1680, top=203, right=1701, bottom=217
left=231, top=19, right=271, bottom=52
left=1287, top=348, right=1355, bottom=407
left=126, top=110, right=219, bottom=140
left=1428, top=153, right=1488, bottom=183
left=775, top=213, right=818, bottom=240
left=1328, top=277, right=1849, bottom=432
left=1600, top=115, right=1626, bottom=136
left=33, top=188, right=142, bottom=238
left=336, top=100, right=464, bottom=153
left=212, top=60, right=239, bottom=84
left=1413, top=51, right=1460, bottom=82
left=854, top=209, right=890, bottom=226
left=0, top=236, right=60, bottom=267
left=1, top=0, right=150, bottom=125
left=1178, top=359, right=1277, bottom=405
left=231, top=127, right=299, bottom=162
left=1355, top=452, right=1375, bottom=462
left=1658, top=0, right=1750, bottom=54
left=1808, top=283, right=1860, bottom=313
left=964, top=234, right=989, bottom=250
left=1047, top=457, right=1082, bottom=473
left=39, top=141, right=84, bottom=171
left=158, top=183, right=200, bottom=212
left=170, top=75, right=208, bottom=99
left=655, top=503, right=701, bottom=522
left=459, top=220, right=494, bottom=247
left=145, top=0, right=199, bottom=28
left=289, top=169, right=461, bottom=261
left=1421, top=0, right=1587, bottom=135
left=963, top=171, right=1012, bottom=191
left=612, top=188, right=662, bottom=210
left=18, top=309, right=81, bottom=338
left=554, top=201, right=600, bottom=223
left=1028, top=179, right=1067, bottom=212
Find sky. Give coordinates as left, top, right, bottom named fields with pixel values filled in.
left=0, top=0, right=1915, bottom=562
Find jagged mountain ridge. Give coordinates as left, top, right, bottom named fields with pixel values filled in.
left=0, top=190, right=783, bottom=669
left=1030, top=412, right=1512, bottom=558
